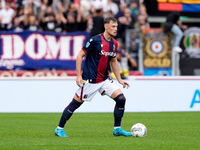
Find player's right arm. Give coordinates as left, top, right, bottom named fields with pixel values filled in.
left=76, top=49, right=86, bottom=87
left=76, top=37, right=94, bottom=87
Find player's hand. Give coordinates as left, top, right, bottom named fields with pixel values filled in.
left=119, top=79, right=130, bottom=89
left=76, top=75, right=83, bottom=87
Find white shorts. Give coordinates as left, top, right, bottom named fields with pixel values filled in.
left=75, top=78, right=119, bottom=101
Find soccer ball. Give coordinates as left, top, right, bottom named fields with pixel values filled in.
left=131, top=123, right=147, bottom=137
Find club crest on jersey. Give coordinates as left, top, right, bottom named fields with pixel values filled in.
left=99, top=50, right=116, bottom=57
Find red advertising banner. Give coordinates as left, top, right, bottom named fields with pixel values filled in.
left=0, top=70, right=142, bottom=77
left=0, top=70, right=77, bottom=77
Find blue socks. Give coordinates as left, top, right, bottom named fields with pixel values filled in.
left=113, top=94, right=126, bottom=127
left=58, top=98, right=82, bottom=128
left=58, top=94, right=126, bottom=128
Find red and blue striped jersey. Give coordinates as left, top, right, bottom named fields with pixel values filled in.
left=82, top=33, right=118, bottom=83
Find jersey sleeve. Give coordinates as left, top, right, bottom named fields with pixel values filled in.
left=82, top=38, right=96, bottom=54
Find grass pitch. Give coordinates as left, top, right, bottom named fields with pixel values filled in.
left=0, top=112, right=200, bottom=150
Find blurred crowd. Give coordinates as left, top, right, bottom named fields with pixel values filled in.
left=0, top=0, right=149, bottom=37
left=0, top=0, right=150, bottom=76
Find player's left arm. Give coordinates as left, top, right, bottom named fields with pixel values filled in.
left=110, top=57, right=130, bottom=89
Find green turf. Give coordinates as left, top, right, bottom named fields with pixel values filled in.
left=0, top=112, right=200, bottom=150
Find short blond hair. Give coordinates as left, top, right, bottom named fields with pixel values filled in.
left=104, top=17, right=117, bottom=24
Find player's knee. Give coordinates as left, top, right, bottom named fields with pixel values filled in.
left=114, top=93, right=126, bottom=108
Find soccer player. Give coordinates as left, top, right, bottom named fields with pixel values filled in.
left=55, top=17, right=132, bottom=137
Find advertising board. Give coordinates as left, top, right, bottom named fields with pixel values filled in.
left=0, top=77, right=199, bottom=112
